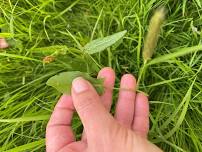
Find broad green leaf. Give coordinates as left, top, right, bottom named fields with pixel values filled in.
left=84, top=30, right=127, bottom=54
left=46, top=71, right=104, bottom=95
left=147, top=45, right=202, bottom=65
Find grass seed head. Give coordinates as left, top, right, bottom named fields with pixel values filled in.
left=143, top=7, right=166, bottom=62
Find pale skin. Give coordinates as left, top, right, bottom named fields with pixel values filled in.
left=0, top=38, right=9, bottom=49
left=46, top=67, right=163, bottom=152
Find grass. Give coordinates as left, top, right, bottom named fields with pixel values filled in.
left=0, top=0, right=202, bottom=151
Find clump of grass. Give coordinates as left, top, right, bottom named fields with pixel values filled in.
left=0, top=0, right=202, bottom=152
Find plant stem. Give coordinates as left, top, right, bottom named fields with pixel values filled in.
left=137, top=60, right=148, bottom=89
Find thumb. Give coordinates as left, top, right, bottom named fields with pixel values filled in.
left=71, top=77, right=113, bottom=136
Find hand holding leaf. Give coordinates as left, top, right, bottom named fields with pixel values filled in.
left=47, top=71, right=104, bottom=95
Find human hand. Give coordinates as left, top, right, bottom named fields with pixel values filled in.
left=46, top=67, right=163, bottom=152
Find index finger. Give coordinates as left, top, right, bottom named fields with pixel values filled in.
left=46, top=95, right=75, bottom=152
left=98, top=67, right=116, bottom=110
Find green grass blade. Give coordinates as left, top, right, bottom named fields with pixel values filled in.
left=147, top=45, right=202, bottom=65
left=144, top=77, right=186, bottom=88
left=31, top=45, right=68, bottom=55
left=135, top=13, right=142, bottom=68
left=91, top=8, right=103, bottom=41
left=195, top=0, right=202, bottom=8
left=3, top=139, right=45, bottom=152
left=0, top=33, right=14, bottom=38
left=161, top=78, right=196, bottom=139
left=54, top=0, right=80, bottom=18
left=0, top=53, right=42, bottom=62
left=0, top=115, right=49, bottom=123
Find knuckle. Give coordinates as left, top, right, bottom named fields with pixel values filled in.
left=77, top=95, right=96, bottom=113
left=121, top=93, right=135, bottom=102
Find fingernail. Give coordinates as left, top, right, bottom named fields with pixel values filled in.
left=72, top=77, right=89, bottom=93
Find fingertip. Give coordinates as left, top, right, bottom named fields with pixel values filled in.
left=121, top=74, right=136, bottom=89
left=98, top=67, right=115, bottom=85
left=98, top=67, right=115, bottom=76
left=97, top=67, right=115, bottom=110
left=0, top=38, right=9, bottom=49
left=137, top=92, right=148, bottom=99
left=72, top=77, right=90, bottom=94
left=135, top=93, right=149, bottom=115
